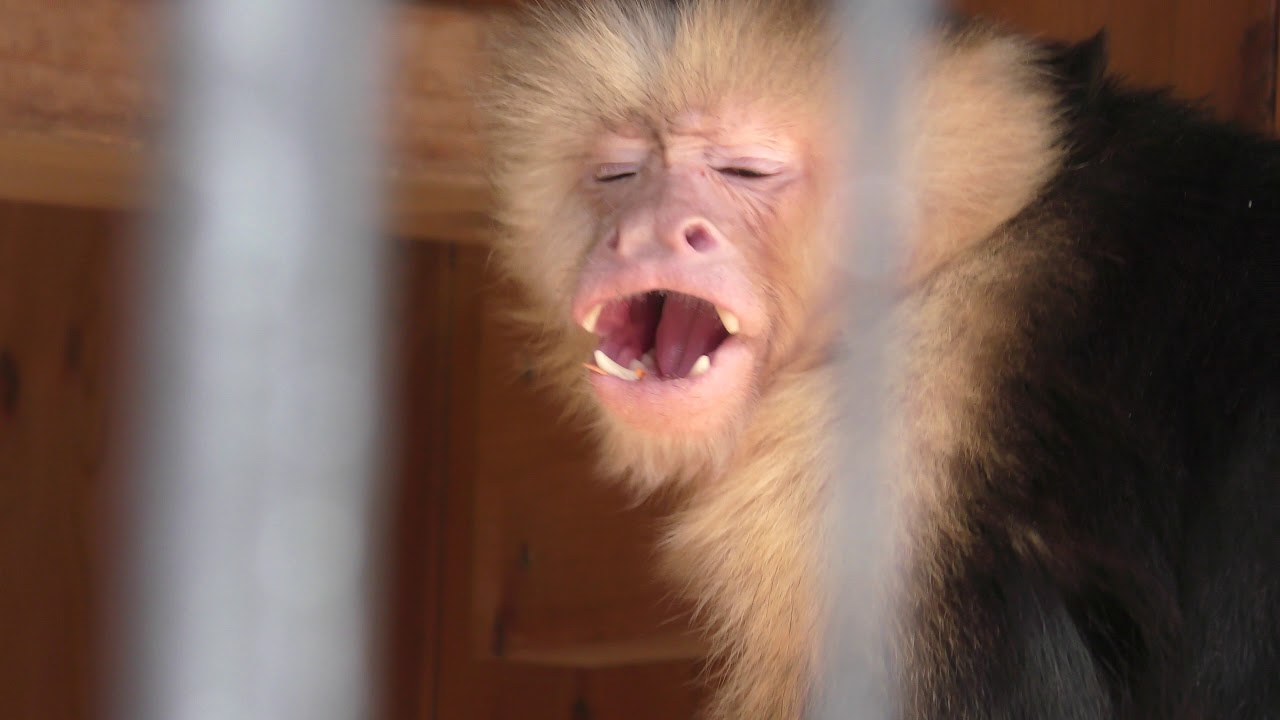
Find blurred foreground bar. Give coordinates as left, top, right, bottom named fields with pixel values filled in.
left=815, top=0, right=933, bottom=717
left=121, top=0, right=388, bottom=718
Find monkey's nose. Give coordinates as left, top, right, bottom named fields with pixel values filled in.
left=683, top=222, right=718, bottom=252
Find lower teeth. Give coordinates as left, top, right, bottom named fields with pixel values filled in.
left=593, top=350, right=639, bottom=381
left=590, top=350, right=711, bottom=381
left=689, top=354, right=710, bottom=376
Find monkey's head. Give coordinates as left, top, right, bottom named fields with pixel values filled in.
left=483, top=1, right=1059, bottom=488
left=484, top=0, right=840, bottom=486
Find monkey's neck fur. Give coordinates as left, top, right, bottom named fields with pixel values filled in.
left=660, top=368, right=831, bottom=719
left=650, top=34, right=1066, bottom=720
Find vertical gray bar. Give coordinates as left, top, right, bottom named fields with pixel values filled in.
left=123, top=0, right=387, bottom=718
left=815, top=0, right=933, bottom=718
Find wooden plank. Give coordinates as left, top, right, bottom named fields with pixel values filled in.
left=381, top=240, right=462, bottom=720
left=1168, top=0, right=1276, bottom=132
left=575, top=663, right=707, bottom=719
left=0, top=0, right=494, bottom=242
left=4, top=1, right=1271, bottom=242
left=952, top=0, right=1278, bottom=130
left=0, top=201, right=125, bottom=720
left=1105, top=0, right=1176, bottom=90
left=955, top=0, right=1110, bottom=42
left=0, top=214, right=704, bottom=719
left=0, top=132, right=141, bottom=211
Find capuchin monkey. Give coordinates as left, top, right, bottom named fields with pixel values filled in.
left=481, top=0, right=1280, bottom=717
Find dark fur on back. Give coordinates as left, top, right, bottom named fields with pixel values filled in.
left=913, top=33, right=1280, bottom=717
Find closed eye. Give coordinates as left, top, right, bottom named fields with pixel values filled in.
left=598, top=172, right=636, bottom=183
left=595, top=163, right=640, bottom=183
left=711, top=159, right=784, bottom=180
left=717, top=167, right=776, bottom=179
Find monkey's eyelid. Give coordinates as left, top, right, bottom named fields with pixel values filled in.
left=716, top=167, right=778, bottom=179
left=710, top=160, right=783, bottom=179
left=594, top=164, right=641, bottom=182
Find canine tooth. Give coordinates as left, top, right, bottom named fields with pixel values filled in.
left=640, top=351, right=656, bottom=370
left=628, top=359, right=650, bottom=379
left=717, top=307, right=740, bottom=334
left=690, top=354, right=711, bottom=377
left=594, top=350, right=639, bottom=381
left=581, top=303, right=603, bottom=333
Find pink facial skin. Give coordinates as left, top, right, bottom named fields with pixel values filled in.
left=570, top=113, right=806, bottom=436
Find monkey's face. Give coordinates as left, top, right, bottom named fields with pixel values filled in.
left=484, top=0, right=840, bottom=481
left=568, top=111, right=828, bottom=439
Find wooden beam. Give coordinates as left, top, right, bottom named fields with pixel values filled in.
left=0, top=1, right=495, bottom=242
left=8, top=1, right=1273, bottom=243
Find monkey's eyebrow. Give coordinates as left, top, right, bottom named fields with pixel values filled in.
left=703, top=148, right=790, bottom=174
left=593, top=131, right=653, bottom=151
left=711, top=156, right=786, bottom=170
left=706, top=140, right=793, bottom=158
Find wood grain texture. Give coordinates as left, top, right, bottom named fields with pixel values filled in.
left=953, top=0, right=1278, bottom=131
left=0, top=201, right=126, bottom=720
left=0, top=221, right=708, bottom=720
left=414, top=246, right=709, bottom=719
left=0, top=0, right=494, bottom=241
left=2, top=0, right=1272, bottom=241
left=383, top=240, right=462, bottom=720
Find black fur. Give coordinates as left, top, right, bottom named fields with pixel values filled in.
left=913, top=33, right=1280, bottom=719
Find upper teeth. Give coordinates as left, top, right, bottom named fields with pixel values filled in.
left=717, top=307, right=740, bottom=335
left=584, top=299, right=738, bottom=336
left=581, top=303, right=603, bottom=334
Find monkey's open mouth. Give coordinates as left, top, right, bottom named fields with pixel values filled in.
left=580, top=290, right=739, bottom=381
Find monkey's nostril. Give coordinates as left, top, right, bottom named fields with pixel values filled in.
left=685, top=225, right=715, bottom=252
left=606, top=230, right=620, bottom=250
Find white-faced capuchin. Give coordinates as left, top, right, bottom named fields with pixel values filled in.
left=480, top=1, right=1280, bottom=717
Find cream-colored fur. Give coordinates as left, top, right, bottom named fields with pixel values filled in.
left=481, top=3, right=1065, bottom=717
left=906, top=25, right=1064, bottom=284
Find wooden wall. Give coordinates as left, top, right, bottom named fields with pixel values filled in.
left=384, top=246, right=708, bottom=720
left=0, top=217, right=707, bottom=720
left=955, top=0, right=1277, bottom=131
left=0, top=205, right=123, bottom=720
left=0, top=1, right=1276, bottom=719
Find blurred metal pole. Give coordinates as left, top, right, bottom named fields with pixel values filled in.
left=122, top=0, right=387, bottom=718
left=815, top=0, right=933, bottom=718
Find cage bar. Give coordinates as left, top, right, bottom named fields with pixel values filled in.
left=814, top=0, right=934, bottom=717
left=121, top=1, right=388, bottom=718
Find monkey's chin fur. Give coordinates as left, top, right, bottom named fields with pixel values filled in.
left=588, top=335, right=757, bottom=438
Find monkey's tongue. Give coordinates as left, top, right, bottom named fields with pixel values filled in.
left=654, top=295, right=729, bottom=378
left=597, top=293, right=662, bottom=368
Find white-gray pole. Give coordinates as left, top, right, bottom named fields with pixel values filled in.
left=121, top=0, right=388, bottom=718
left=816, top=0, right=933, bottom=717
